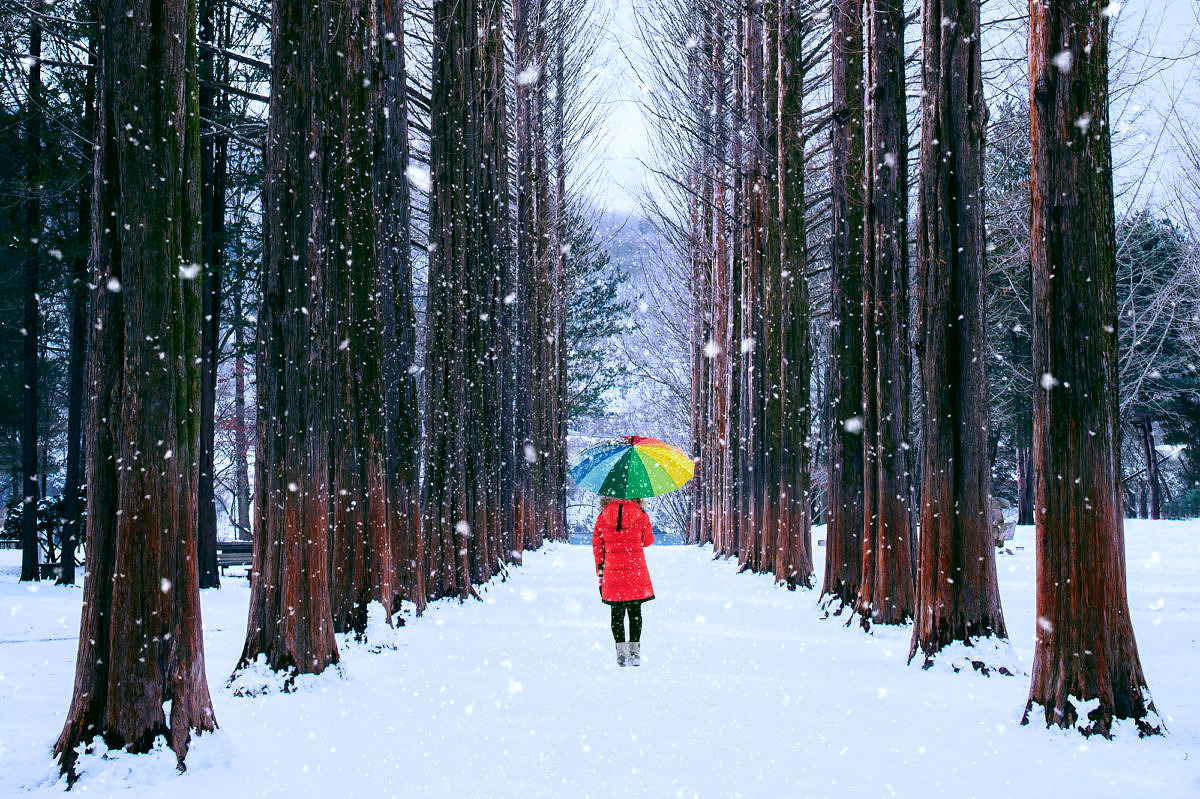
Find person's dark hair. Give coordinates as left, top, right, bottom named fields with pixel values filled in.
left=601, top=496, right=645, bottom=509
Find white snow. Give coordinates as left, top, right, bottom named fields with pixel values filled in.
left=2, top=519, right=1199, bottom=797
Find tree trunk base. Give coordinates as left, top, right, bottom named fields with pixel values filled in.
left=1022, top=691, right=1162, bottom=739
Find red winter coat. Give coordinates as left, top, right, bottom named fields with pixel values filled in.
left=592, top=500, right=655, bottom=604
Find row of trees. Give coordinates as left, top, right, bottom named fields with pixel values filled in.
left=638, top=0, right=826, bottom=588
left=0, top=0, right=625, bottom=779
left=656, top=0, right=1175, bottom=735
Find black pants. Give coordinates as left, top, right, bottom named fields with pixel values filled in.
left=609, top=601, right=643, bottom=643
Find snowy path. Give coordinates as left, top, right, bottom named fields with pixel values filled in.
left=2, top=521, right=1199, bottom=798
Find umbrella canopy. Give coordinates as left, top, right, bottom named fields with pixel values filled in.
left=570, top=436, right=695, bottom=499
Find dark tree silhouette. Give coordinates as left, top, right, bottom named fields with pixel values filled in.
left=19, top=1, right=42, bottom=583
left=197, top=0, right=227, bottom=591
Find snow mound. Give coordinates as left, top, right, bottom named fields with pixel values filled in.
left=227, top=654, right=338, bottom=696
left=922, top=636, right=1025, bottom=677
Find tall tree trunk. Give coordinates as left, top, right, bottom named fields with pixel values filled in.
left=232, top=288, right=251, bottom=541
left=375, top=0, right=424, bottom=612
left=708, top=0, right=732, bottom=557
left=737, top=0, right=767, bottom=573
left=1023, top=0, right=1159, bottom=736
left=910, top=0, right=1006, bottom=664
left=20, top=1, right=43, bottom=583
left=513, top=0, right=547, bottom=555
left=197, top=0, right=225, bottom=589
left=822, top=0, right=865, bottom=610
left=1138, top=418, right=1160, bottom=520
left=324, top=0, right=394, bottom=637
left=59, top=34, right=96, bottom=587
left=551, top=0, right=569, bottom=543
left=758, top=0, right=781, bottom=579
left=687, top=1, right=710, bottom=548
left=856, top=0, right=915, bottom=626
left=237, top=0, right=341, bottom=676
left=725, top=2, right=745, bottom=561
left=55, top=0, right=216, bottom=776
left=1016, top=444, right=1034, bottom=525
left=423, top=0, right=513, bottom=600
left=776, top=0, right=813, bottom=589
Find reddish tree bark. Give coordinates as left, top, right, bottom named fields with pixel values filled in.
left=55, top=0, right=216, bottom=776
left=423, top=0, right=514, bottom=600
left=325, top=0, right=394, bottom=637
left=237, top=0, right=341, bottom=677
left=822, top=0, right=866, bottom=610
left=910, top=0, right=1006, bottom=664
left=1023, top=0, right=1160, bottom=737
left=855, top=0, right=915, bottom=627
left=513, top=0, right=557, bottom=555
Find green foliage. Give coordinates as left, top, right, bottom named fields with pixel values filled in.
left=566, top=210, right=635, bottom=419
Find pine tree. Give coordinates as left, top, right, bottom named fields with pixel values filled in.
left=566, top=212, right=633, bottom=418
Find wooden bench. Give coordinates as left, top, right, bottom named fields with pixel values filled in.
left=217, top=540, right=254, bottom=573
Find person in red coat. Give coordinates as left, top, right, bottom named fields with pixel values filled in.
left=592, top=496, right=655, bottom=667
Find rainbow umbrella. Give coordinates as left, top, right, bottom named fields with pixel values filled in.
left=570, top=436, right=695, bottom=499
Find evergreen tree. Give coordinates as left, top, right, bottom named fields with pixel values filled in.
left=566, top=211, right=634, bottom=419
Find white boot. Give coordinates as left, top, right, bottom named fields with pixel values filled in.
left=615, top=641, right=630, bottom=667
left=628, top=642, right=641, bottom=667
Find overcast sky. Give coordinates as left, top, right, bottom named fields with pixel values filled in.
left=584, top=0, right=1200, bottom=217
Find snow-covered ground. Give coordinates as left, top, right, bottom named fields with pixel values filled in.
left=2, top=519, right=1198, bottom=798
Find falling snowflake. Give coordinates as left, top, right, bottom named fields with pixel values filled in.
left=405, top=164, right=432, bottom=192
left=703, top=340, right=721, bottom=358
left=516, top=64, right=542, bottom=86
left=1052, top=50, right=1072, bottom=72
left=1040, top=372, right=1059, bottom=390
